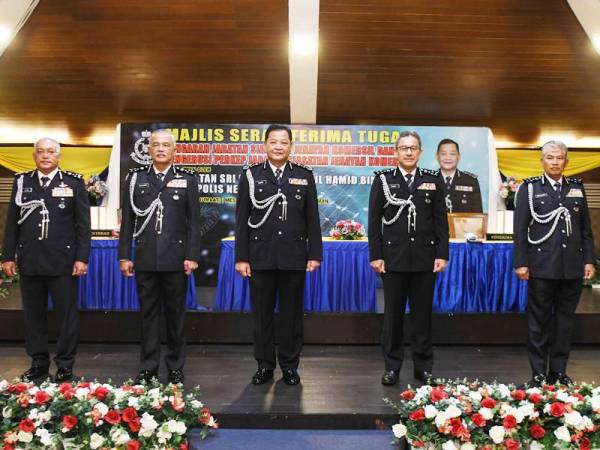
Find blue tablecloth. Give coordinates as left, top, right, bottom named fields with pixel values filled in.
left=212, top=240, right=528, bottom=313
left=77, top=239, right=198, bottom=311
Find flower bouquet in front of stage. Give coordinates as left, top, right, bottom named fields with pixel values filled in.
left=329, top=219, right=365, bottom=240
left=0, top=378, right=217, bottom=449
left=385, top=380, right=600, bottom=450
left=86, top=175, right=108, bottom=206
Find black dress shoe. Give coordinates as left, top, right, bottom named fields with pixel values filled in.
left=134, top=370, right=158, bottom=384
left=282, top=369, right=301, bottom=386
left=54, top=367, right=74, bottom=383
left=526, top=373, right=547, bottom=387
left=381, top=370, right=399, bottom=386
left=21, top=365, right=50, bottom=382
left=168, top=369, right=185, bottom=384
left=251, top=368, right=274, bottom=385
left=414, top=370, right=434, bottom=383
left=548, top=372, right=573, bottom=386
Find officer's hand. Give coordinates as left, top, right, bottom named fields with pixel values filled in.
left=2, top=261, right=17, bottom=277
left=515, top=267, right=529, bottom=281
left=306, top=260, right=321, bottom=272
left=120, top=260, right=134, bottom=277
left=72, top=261, right=88, bottom=277
left=584, top=263, right=595, bottom=280
left=433, top=259, right=448, bottom=273
left=235, top=262, right=252, bottom=278
left=370, top=259, right=386, bottom=274
left=184, top=260, right=198, bottom=275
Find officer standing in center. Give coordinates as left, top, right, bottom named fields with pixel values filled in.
left=369, top=130, right=449, bottom=386
left=2, top=137, right=91, bottom=383
left=514, top=140, right=595, bottom=387
left=235, top=124, right=323, bottom=386
left=118, top=129, right=201, bottom=384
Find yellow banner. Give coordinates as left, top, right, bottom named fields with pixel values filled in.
left=0, top=146, right=111, bottom=179
left=497, top=150, right=600, bottom=179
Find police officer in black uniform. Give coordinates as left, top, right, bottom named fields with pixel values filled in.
left=118, top=129, right=201, bottom=384
left=514, top=140, right=595, bottom=387
left=436, top=138, right=483, bottom=213
left=235, top=124, right=323, bottom=386
left=369, top=131, right=449, bottom=386
left=2, top=137, right=91, bottom=382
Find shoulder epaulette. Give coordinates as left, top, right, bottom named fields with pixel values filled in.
left=243, top=161, right=263, bottom=170
left=175, top=167, right=196, bottom=176
left=291, top=161, right=313, bottom=171
left=523, top=176, right=542, bottom=184
left=128, top=166, right=148, bottom=173
left=374, top=168, right=394, bottom=176
left=15, top=170, right=35, bottom=177
left=461, top=170, right=478, bottom=179
left=566, top=177, right=582, bottom=184
left=62, top=170, right=83, bottom=179
left=420, top=168, right=439, bottom=176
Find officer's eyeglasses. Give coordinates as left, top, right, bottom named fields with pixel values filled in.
left=397, top=146, right=420, bottom=153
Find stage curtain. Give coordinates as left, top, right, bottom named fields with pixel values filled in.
left=0, top=146, right=111, bottom=179
left=497, top=150, right=600, bottom=179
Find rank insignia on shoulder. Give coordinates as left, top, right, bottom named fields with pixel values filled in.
left=128, top=166, right=148, bottom=173
left=291, top=161, right=313, bottom=171
left=174, top=167, right=196, bottom=176
left=523, top=176, right=542, bottom=184
left=461, top=170, right=478, bottom=179
left=63, top=170, right=83, bottom=179
left=566, top=177, right=582, bottom=184
left=374, top=168, right=393, bottom=176
left=419, top=168, right=439, bottom=176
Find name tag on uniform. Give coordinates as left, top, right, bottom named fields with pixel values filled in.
left=566, top=188, right=583, bottom=197
left=535, top=193, right=548, bottom=198
left=417, top=183, right=436, bottom=190
left=52, top=187, right=73, bottom=197
left=255, top=180, right=267, bottom=185
left=138, top=182, right=149, bottom=188
left=288, top=178, right=308, bottom=185
left=23, top=187, right=33, bottom=193
left=455, top=185, right=473, bottom=192
left=166, top=179, right=187, bottom=188
left=389, top=184, right=400, bottom=189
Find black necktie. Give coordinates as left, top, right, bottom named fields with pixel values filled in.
left=275, top=168, right=283, bottom=186
left=445, top=176, right=452, bottom=190
left=157, top=172, right=165, bottom=183
left=41, top=177, right=50, bottom=189
left=554, top=182, right=561, bottom=194
left=405, top=173, right=413, bottom=188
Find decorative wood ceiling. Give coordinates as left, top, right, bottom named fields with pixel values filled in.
left=1, top=0, right=600, bottom=146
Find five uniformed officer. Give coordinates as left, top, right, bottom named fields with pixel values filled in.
left=436, top=138, right=483, bottom=213
left=1, top=138, right=91, bottom=382
left=514, top=140, right=595, bottom=386
left=368, top=131, right=449, bottom=386
left=235, top=124, right=323, bottom=386
left=118, top=129, right=201, bottom=384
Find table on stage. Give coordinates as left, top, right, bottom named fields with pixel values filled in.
left=213, top=238, right=528, bottom=313
left=76, top=239, right=199, bottom=311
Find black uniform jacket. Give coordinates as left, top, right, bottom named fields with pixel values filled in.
left=2, top=169, right=91, bottom=276
left=118, top=165, right=201, bottom=271
left=513, top=175, right=595, bottom=280
left=440, top=169, right=483, bottom=213
left=235, top=160, right=323, bottom=271
left=368, top=167, right=450, bottom=272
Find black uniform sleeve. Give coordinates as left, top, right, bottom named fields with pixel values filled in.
left=368, top=175, right=384, bottom=262
left=118, top=174, right=134, bottom=261
left=185, top=174, right=201, bottom=261
left=513, top=183, right=530, bottom=268
left=306, top=171, right=323, bottom=261
left=74, top=177, right=91, bottom=263
left=472, top=178, right=483, bottom=213
left=1, top=178, right=19, bottom=262
left=580, top=184, right=596, bottom=264
left=234, top=169, right=251, bottom=263
left=433, top=177, right=450, bottom=260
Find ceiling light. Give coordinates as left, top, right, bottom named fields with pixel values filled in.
left=593, top=34, right=600, bottom=54
left=290, top=34, right=317, bottom=55
left=0, top=26, right=11, bottom=45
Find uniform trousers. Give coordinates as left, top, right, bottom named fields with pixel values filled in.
left=135, top=271, right=187, bottom=372
left=249, top=270, right=305, bottom=371
left=20, top=274, right=79, bottom=370
left=527, top=277, right=582, bottom=375
left=381, top=271, right=436, bottom=372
